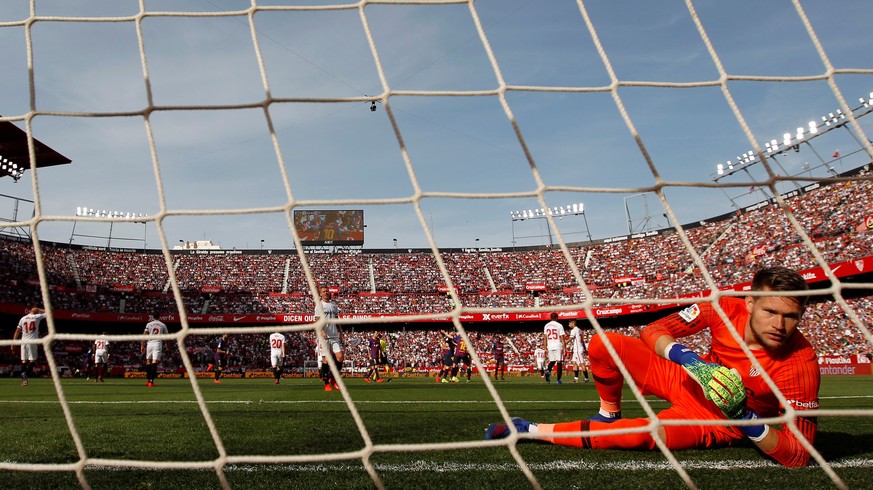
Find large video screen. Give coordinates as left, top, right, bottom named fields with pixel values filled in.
left=293, top=210, right=364, bottom=246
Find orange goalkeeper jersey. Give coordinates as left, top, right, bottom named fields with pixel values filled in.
left=641, top=296, right=820, bottom=467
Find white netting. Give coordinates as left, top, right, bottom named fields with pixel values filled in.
left=1, top=1, right=873, bottom=489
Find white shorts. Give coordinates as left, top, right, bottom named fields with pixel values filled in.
left=271, top=353, right=283, bottom=368
left=95, top=351, right=109, bottom=364
left=145, top=342, right=163, bottom=361
left=571, top=350, right=588, bottom=366
left=536, top=359, right=545, bottom=369
left=20, top=344, right=38, bottom=362
left=548, top=348, right=563, bottom=362
left=326, top=338, right=343, bottom=355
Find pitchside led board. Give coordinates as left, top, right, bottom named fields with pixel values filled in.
left=293, top=210, right=365, bottom=246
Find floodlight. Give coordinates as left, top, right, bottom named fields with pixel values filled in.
left=796, top=127, right=804, bottom=140
left=808, top=121, right=818, bottom=134
left=717, top=163, right=724, bottom=175
left=783, top=133, right=791, bottom=146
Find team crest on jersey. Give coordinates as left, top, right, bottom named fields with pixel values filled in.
left=678, top=304, right=700, bottom=323
left=749, top=366, right=761, bottom=377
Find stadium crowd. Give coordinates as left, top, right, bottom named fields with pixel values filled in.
left=2, top=294, right=868, bottom=378
left=1, top=176, right=871, bottom=317
left=1, top=170, right=872, bottom=376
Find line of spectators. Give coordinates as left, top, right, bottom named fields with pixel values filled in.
left=0, top=171, right=870, bottom=319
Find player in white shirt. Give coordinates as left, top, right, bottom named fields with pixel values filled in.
left=543, top=312, right=566, bottom=384
left=93, top=333, right=110, bottom=383
left=140, top=313, right=168, bottom=387
left=11, top=307, right=46, bottom=386
left=315, top=286, right=344, bottom=392
left=534, top=347, right=546, bottom=378
left=269, top=332, right=286, bottom=384
left=314, top=336, right=324, bottom=381
left=568, top=319, right=589, bottom=383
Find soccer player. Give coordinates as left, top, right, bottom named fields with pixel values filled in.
left=141, top=313, right=168, bottom=387
left=212, top=333, right=229, bottom=384
left=11, top=307, right=46, bottom=386
left=269, top=331, right=286, bottom=384
left=315, top=286, right=344, bottom=392
left=450, top=332, right=472, bottom=383
left=313, top=335, right=324, bottom=382
left=568, top=320, right=589, bottom=383
left=485, top=267, right=820, bottom=468
left=492, top=335, right=507, bottom=381
left=543, top=313, right=566, bottom=384
left=365, top=332, right=382, bottom=383
left=534, top=346, right=546, bottom=378
left=436, top=330, right=456, bottom=383
left=378, top=332, right=393, bottom=382
left=93, top=332, right=110, bottom=382
left=83, top=344, right=95, bottom=380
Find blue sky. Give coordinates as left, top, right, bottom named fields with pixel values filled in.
left=0, top=0, right=871, bottom=251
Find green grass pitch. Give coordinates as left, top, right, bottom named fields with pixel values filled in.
left=0, top=375, right=871, bottom=489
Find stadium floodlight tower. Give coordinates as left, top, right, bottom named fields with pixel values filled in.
left=713, top=90, right=873, bottom=208
left=73, top=207, right=148, bottom=249
left=510, top=202, right=591, bottom=249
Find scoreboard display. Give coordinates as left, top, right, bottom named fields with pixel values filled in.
left=293, top=210, right=364, bottom=246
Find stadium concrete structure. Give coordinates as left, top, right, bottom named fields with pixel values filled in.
left=1, top=165, right=872, bottom=333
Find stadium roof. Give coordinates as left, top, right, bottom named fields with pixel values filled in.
left=0, top=117, right=71, bottom=181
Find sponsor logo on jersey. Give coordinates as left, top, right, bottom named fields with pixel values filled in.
left=678, top=304, right=700, bottom=323
left=786, top=399, right=820, bottom=410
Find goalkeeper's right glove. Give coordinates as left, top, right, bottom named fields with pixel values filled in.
left=666, top=342, right=725, bottom=395
left=707, top=365, right=747, bottom=420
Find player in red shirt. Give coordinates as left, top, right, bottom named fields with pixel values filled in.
left=485, top=266, right=820, bottom=468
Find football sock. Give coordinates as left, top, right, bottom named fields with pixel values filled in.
left=536, top=421, right=586, bottom=447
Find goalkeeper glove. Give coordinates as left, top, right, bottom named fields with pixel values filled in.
left=666, top=343, right=747, bottom=414
left=666, top=342, right=725, bottom=394
left=707, top=365, right=747, bottom=420
left=692, top=363, right=768, bottom=442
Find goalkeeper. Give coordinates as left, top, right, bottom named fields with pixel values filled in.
left=486, top=267, right=820, bottom=468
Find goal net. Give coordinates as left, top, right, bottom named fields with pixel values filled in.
left=1, top=1, right=872, bottom=489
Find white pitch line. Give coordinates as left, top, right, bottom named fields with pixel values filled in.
left=41, top=458, right=873, bottom=472
left=0, top=395, right=870, bottom=405
left=218, top=458, right=873, bottom=472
